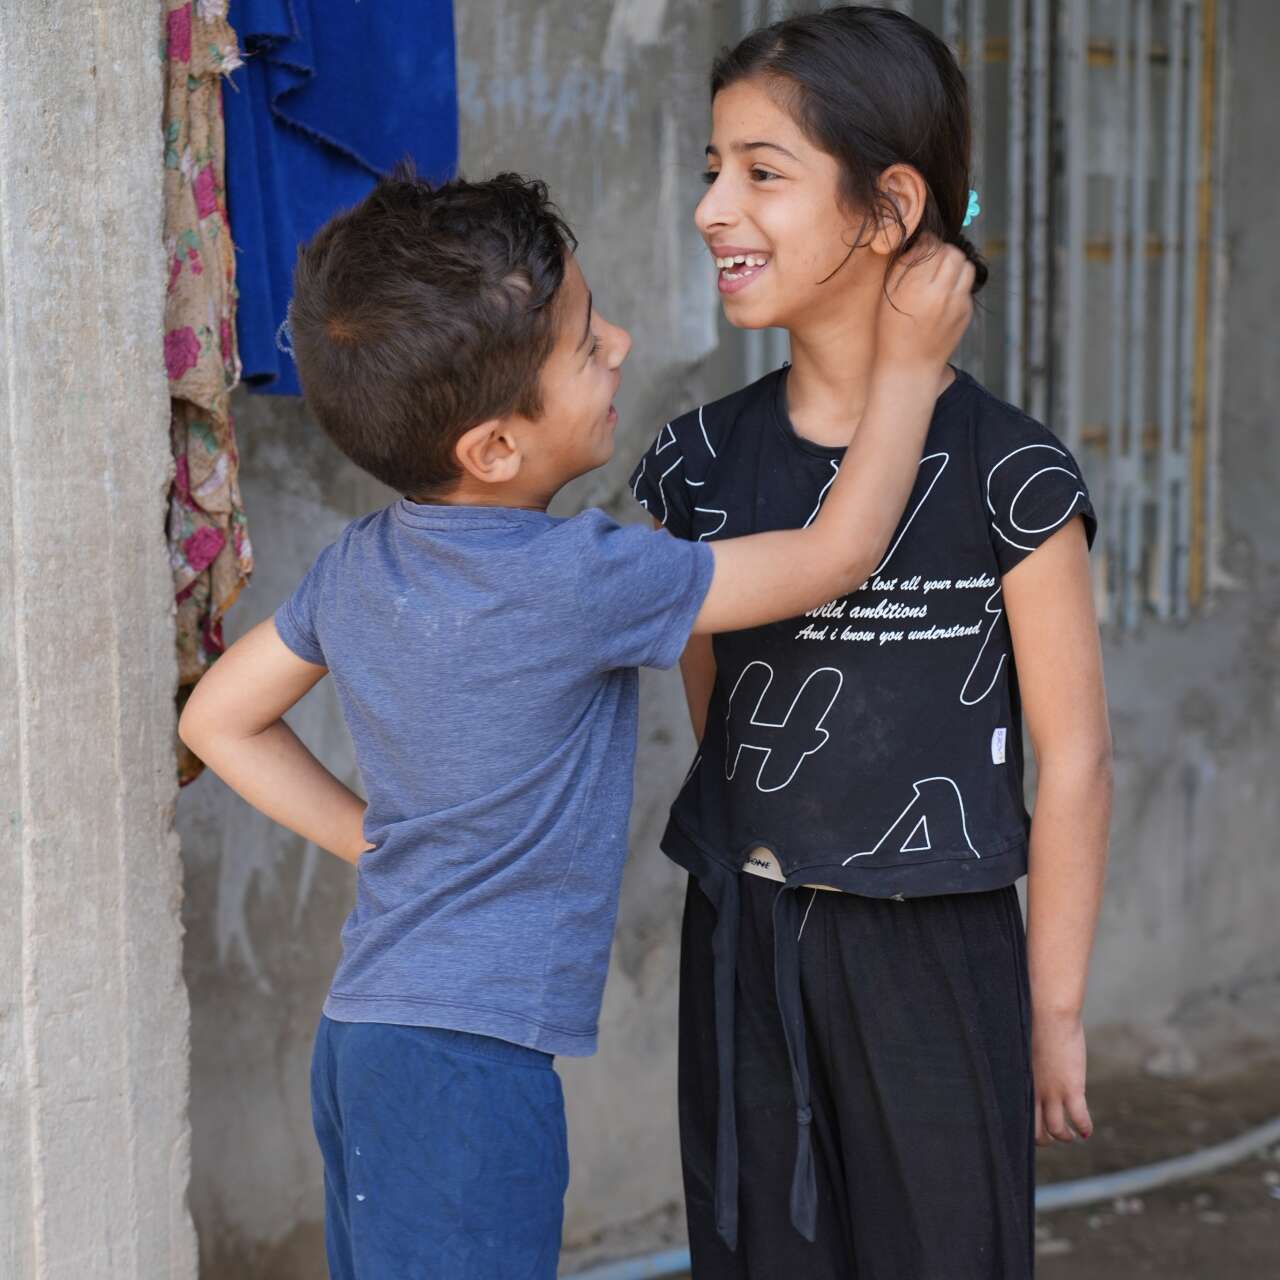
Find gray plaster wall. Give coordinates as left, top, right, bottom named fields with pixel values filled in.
left=177, top=1, right=1280, bottom=1276
left=0, top=3, right=198, bottom=1277
left=1085, top=0, right=1280, bottom=1028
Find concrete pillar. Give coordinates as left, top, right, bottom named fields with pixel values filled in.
left=0, top=4, right=198, bottom=1277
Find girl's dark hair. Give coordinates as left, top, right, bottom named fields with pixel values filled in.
left=712, top=5, right=987, bottom=293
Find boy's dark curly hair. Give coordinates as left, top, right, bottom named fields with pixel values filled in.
left=290, top=164, right=577, bottom=496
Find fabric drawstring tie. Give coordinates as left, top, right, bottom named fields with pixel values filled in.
left=706, top=871, right=820, bottom=1252
left=772, top=885, right=819, bottom=1242
left=704, top=864, right=742, bottom=1250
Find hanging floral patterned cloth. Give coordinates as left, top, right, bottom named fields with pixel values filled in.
left=164, top=0, right=252, bottom=784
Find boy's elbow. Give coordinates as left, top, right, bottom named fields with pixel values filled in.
left=177, top=688, right=217, bottom=754
left=176, top=701, right=202, bottom=751
left=806, top=521, right=879, bottom=598
left=836, top=547, right=878, bottom=598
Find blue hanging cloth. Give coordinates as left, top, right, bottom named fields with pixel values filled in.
left=224, top=0, right=458, bottom=395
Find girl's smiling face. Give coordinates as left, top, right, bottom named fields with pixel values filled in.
left=696, top=78, right=878, bottom=332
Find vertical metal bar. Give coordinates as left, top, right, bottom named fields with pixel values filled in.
left=967, top=0, right=986, bottom=182
left=1027, top=0, right=1051, bottom=422
left=1176, top=0, right=1203, bottom=618
left=942, top=0, right=962, bottom=384
left=740, top=0, right=765, bottom=386
left=1155, top=0, right=1187, bottom=619
left=1005, top=0, right=1028, bottom=407
left=1203, top=0, right=1229, bottom=596
left=941, top=0, right=966, bottom=370
left=739, top=0, right=788, bottom=379
left=1122, top=0, right=1151, bottom=630
left=1060, top=0, right=1088, bottom=454
left=1188, top=0, right=1217, bottom=608
left=966, top=0, right=987, bottom=383
left=946, top=0, right=966, bottom=362
left=943, top=0, right=963, bottom=57
left=1107, top=1, right=1132, bottom=626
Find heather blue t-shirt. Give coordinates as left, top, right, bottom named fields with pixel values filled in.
left=274, top=500, right=713, bottom=1056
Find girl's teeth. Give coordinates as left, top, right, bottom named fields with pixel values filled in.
left=716, top=254, right=768, bottom=270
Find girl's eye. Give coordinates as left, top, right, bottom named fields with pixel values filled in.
left=750, top=167, right=778, bottom=183
left=588, top=338, right=602, bottom=359
left=701, top=169, right=720, bottom=186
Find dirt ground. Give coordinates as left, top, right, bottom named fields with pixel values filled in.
left=1033, top=1051, right=1280, bottom=1278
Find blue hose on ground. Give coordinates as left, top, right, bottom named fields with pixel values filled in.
left=567, top=1248, right=693, bottom=1280
left=568, top=1113, right=1280, bottom=1279
left=1034, top=1111, right=1280, bottom=1211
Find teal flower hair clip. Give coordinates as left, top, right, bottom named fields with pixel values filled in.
left=962, top=188, right=981, bottom=229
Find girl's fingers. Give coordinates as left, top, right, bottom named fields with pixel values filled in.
left=1066, top=1091, right=1093, bottom=1140
left=1034, top=1100, right=1052, bottom=1147
left=923, top=236, right=950, bottom=281
left=931, top=243, right=963, bottom=287
left=885, top=262, right=911, bottom=300
left=1042, top=1095, right=1074, bottom=1143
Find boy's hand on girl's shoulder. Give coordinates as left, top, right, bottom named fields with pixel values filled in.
left=1032, top=1007, right=1094, bottom=1146
left=875, top=237, right=975, bottom=376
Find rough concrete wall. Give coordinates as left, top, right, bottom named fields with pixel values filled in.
left=1085, top=0, right=1280, bottom=1029
left=179, top=4, right=734, bottom=1273
left=0, top=4, right=199, bottom=1278
left=179, top=0, right=1280, bottom=1274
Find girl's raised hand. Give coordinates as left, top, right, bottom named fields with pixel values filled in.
left=875, top=238, right=975, bottom=375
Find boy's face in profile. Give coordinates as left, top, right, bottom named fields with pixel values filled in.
left=521, top=255, right=631, bottom=491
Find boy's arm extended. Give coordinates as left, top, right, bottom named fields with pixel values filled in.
left=691, top=242, right=974, bottom=636
left=1005, top=518, right=1112, bottom=1145
left=178, top=619, right=374, bottom=865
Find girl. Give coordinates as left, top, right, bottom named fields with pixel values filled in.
left=630, top=8, right=1112, bottom=1278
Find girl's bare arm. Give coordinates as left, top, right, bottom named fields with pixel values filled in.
left=678, top=633, right=717, bottom=743
left=1004, top=517, right=1113, bottom=1145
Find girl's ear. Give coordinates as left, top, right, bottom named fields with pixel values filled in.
left=867, top=164, right=929, bottom=256
left=454, top=419, right=523, bottom=486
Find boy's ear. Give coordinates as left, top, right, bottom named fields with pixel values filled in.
left=867, top=164, right=928, bottom=256
left=454, top=419, right=522, bottom=486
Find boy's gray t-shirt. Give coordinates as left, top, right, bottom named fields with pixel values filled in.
left=275, top=499, right=713, bottom=1056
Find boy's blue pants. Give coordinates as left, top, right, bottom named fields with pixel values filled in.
left=311, top=1016, right=569, bottom=1279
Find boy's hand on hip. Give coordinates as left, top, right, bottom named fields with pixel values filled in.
left=1032, top=1008, right=1094, bottom=1146
left=875, top=238, right=975, bottom=375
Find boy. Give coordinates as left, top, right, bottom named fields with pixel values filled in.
left=179, top=166, right=973, bottom=1279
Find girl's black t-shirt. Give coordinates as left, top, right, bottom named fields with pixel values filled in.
left=630, top=366, right=1097, bottom=899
